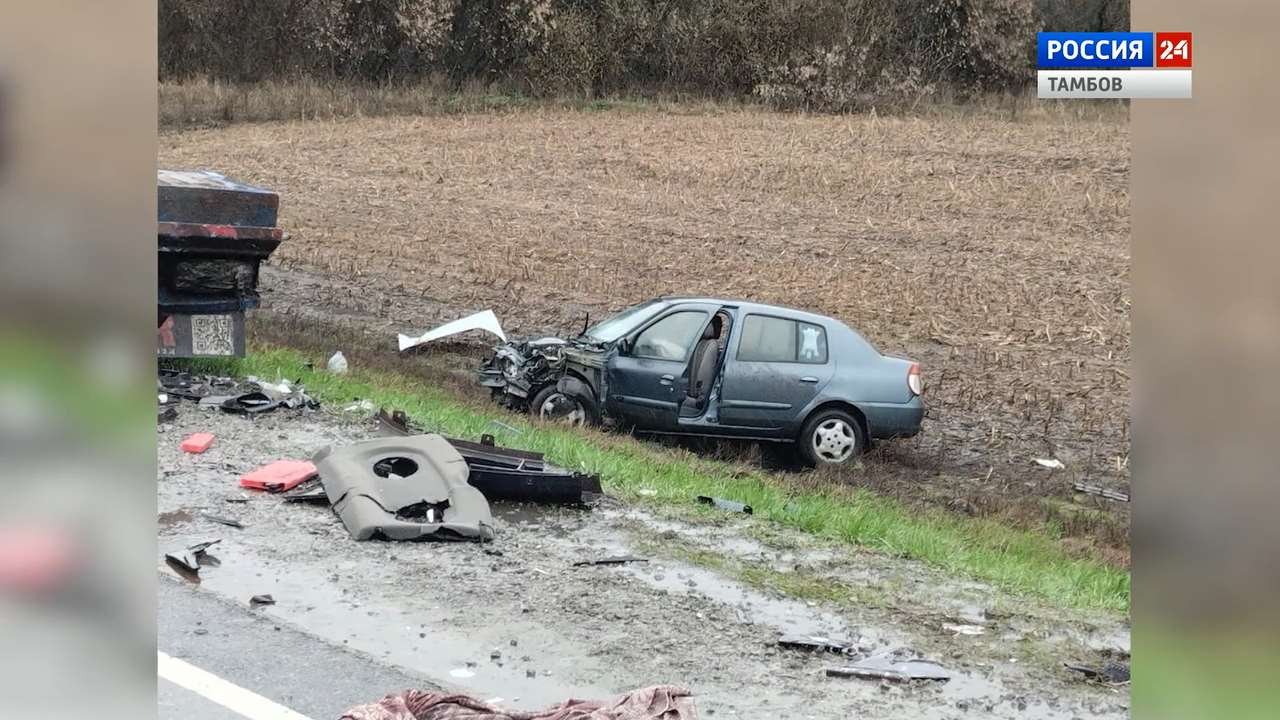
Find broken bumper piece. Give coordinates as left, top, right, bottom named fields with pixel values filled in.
left=314, top=434, right=495, bottom=542
left=450, top=436, right=602, bottom=504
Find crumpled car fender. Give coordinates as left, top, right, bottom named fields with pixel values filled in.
left=556, top=374, right=600, bottom=420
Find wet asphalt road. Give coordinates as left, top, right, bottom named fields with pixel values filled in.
left=158, top=575, right=437, bottom=719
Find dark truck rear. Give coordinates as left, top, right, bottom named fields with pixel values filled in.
left=156, top=170, right=283, bottom=358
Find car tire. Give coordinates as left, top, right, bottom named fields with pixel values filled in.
left=798, top=409, right=865, bottom=466
left=530, top=385, right=591, bottom=427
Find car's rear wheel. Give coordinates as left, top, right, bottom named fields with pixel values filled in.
left=798, top=409, right=865, bottom=466
left=530, top=385, right=588, bottom=427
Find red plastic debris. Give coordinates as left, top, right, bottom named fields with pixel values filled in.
left=240, top=460, right=317, bottom=493
left=181, top=433, right=216, bottom=453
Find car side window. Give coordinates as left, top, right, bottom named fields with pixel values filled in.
left=632, top=311, right=708, bottom=362
left=737, top=315, right=829, bottom=364
left=737, top=315, right=797, bottom=362
left=797, top=321, right=828, bottom=364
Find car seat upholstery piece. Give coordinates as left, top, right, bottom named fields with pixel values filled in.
left=686, top=320, right=721, bottom=406
left=314, top=434, right=496, bottom=541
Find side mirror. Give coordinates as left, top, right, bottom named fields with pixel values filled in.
left=618, top=337, right=633, bottom=355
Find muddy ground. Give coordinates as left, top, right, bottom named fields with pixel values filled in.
left=160, top=109, right=1131, bottom=558
left=158, top=399, right=1129, bottom=719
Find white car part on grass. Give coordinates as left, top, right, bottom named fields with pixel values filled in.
left=397, top=309, right=507, bottom=352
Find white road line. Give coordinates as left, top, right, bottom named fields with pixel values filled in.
left=158, top=651, right=315, bottom=720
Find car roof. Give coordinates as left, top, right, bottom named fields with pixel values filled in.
left=652, top=295, right=839, bottom=325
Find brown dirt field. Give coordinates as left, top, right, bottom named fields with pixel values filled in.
left=159, top=107, right=1130, bottom=558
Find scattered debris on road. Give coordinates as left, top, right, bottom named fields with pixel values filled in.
left=163, top=539, right=222, bottom=582
left=201, top=514, right=244, bottom=530
left=240, top=459, right=318, bottom=493
left=180, top=432, right=215, bottom=453
left=345, top=399, right=377, bottom=414
left=1065, top=660, right=1130, bottom=684
left=573, top=555, right=649, bottom=567
left=340, top=685, right=696, bottom=720
left=249, top=594, right=276, bottom=607
left=697, top=495, right=753, bottom=515
left=220, top=391, right=280, bottom=415
left=281, top=484, right=330, bottom=504
left=314, top=434, right=496, bottom=541
left=1033, top=457, right=1066, bottom=470
left=826, top=653, right=951, bottom=682
left=398, top=309, right=508, bottom=352
left=777, top=634, right=854, bottom=654
left=159, top=369, right=317, bottom=411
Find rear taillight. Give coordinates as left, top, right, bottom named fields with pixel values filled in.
left=907, top=363, right=922, bottom=395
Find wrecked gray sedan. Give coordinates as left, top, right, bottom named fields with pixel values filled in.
left=478, top=297, right=924, bottom=466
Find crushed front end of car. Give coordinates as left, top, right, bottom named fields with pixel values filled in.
left=476, top=337, right=568, bottom=411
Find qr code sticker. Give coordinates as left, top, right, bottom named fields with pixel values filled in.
left=191, top=315, right=235, bottom=356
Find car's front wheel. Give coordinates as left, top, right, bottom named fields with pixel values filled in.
left=530, top=385, right=588, bottom=427
left=798, top=409, right=865, bottom=466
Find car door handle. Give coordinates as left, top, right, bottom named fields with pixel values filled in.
left=799, top=376, right=819, bottom=383
left=659, top=374, right=675, bottom=385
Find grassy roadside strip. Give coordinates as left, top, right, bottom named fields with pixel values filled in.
left=189, top=346, right=1129, bottom=612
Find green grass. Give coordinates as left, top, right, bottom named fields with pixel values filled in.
left=187, top=346, right=1129, bottom=612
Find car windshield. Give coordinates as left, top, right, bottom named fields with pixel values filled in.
left=583, top=300, right=669, bottom=343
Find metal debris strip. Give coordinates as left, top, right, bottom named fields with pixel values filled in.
left=1073, top=482, right=1130, bottom=503
left=249, top=594, right=276, bottom=606
left=572, top=555, right=649, bottom=567
left=777, top=634, right=854, bottom=654
left=397, top=309, right=508, bottom=352
left=697, top=495, right=753, bottom=515
left=201, top=514, right=245, bottom=529
left=826, top=654, right=951, bottom=682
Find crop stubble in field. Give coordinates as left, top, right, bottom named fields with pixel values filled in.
left=160, top=108, right=1130, bottom=546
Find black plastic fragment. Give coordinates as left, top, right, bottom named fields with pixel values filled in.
left=249, top=594, right=276, bottom=606
left=778, top=634, right=853, bottom=654
left=164, top=539, right=222, bottom=583
left=1065, top=661, right=1130, bottom=684
left=202, top=514, right=244, bottom=529
left=220, top=391, right=280, bottom=414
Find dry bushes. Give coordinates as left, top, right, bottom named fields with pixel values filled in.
left=159, top=0, right=1125, bottom=108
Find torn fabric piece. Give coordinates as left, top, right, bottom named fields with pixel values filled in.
left=340, top=685, right=696, bottom=720
left=398, top=310, right=507, bottom=352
